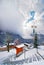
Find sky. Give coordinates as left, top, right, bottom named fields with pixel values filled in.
left=0, top=0, right=44, bottom=39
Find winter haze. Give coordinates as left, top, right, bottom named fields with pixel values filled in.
left=0, top=0, right=44, bottom=39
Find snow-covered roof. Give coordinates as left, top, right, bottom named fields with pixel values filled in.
left=24, top=43, right=31, bottom=46
left=16, top=44, right=24, bottom=48
left=0, top=45, right=6, bottom=48
left=9, top=43, right=15, bottom=45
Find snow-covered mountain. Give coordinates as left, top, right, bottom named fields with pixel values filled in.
left=0, top=30, right=44, bottom=45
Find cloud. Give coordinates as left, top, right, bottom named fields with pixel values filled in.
left=0, top=0, right=44, bottom=39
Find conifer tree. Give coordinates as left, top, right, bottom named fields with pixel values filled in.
left=33, top=33, right=38, bottom=48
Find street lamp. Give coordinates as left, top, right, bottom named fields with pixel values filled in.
left=31, top=25, right=37, bottom=35
left=31, top=20, right=38, bottom=54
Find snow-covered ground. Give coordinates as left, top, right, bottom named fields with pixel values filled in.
left=0, top=45, right=44, bottom=65
left=22, top=60, right=44, bottom=65
left=0, top=49, right=16, bottom=63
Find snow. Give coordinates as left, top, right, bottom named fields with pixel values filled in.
left=0, top=45, right=44, bottom=65
left=38, top=46, right=44, bottom=50
left=15, top=48, right=37, bottom=61
left=0, top=46, right=6, bottom=48
left=38, top=46, right=44, bottom=56
left=0, top=49, right=16, bottom=63
left=9, top=48, right=44, bottom=62
left=9, top=43, right=15, bottom=45
left=23, top=60, right=44, bottom=65
left=16, top=44, right=24, bottom=48
left=38, top=49, right=44, bottom=56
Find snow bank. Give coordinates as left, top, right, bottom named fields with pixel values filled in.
left=38, top=46, right=44, bottom=50
left=0, top=49, right=16, bottom=63
left=23, top=60, right=44, bottom=65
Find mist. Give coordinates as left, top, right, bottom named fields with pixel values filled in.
left=0, top=0, right=44, bottom=39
